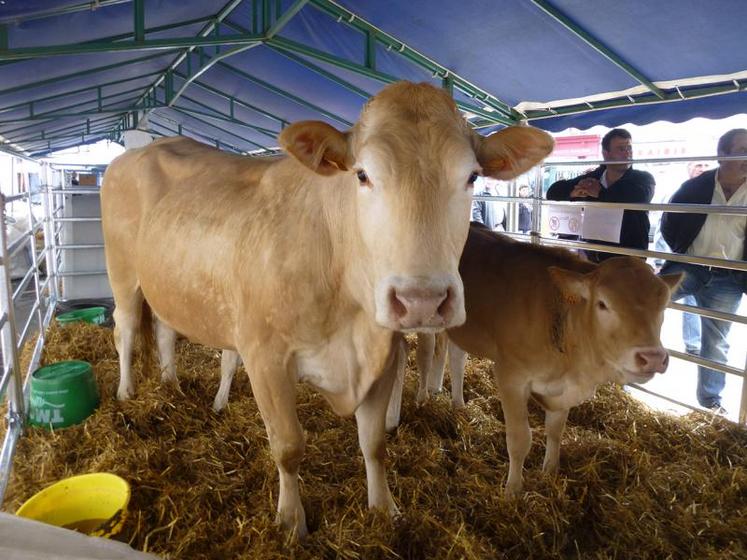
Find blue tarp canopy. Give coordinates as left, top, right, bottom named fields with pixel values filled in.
left=0, top=0, right=745, bottom=157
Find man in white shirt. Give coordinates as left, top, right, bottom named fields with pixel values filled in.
left=661, top=128, right=747, bottom=414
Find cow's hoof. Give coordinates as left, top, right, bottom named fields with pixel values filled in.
left=452, top=398, right=465, bottom=409
left=277, top=509, right=308, bottom=540
left=212, top=397, right=227, bottom=413
left=504, top=482, right=522, bottom=498
left=415, top=388, right=429, bottom=406
left=117, top=386, right=133, bottom=401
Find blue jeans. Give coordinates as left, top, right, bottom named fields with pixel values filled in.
left=661, top=261, right=744, bottom=408
left=681, top=295, right=701, bottom=355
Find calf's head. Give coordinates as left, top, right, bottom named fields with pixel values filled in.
left=549, top=257, right=683, bottom=384
left=281, top=82, right=553, bottom=332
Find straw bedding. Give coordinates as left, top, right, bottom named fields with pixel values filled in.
left=3, top=322, right=746, bottom=559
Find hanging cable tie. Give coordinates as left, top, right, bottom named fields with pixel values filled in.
left=336, top=15, right=342, bottom=23
left=386, top=43, right=393, bottom=51
left=348, top=14, right=355, bottom=23
left=585, top=101, right=594, bottom=109
left=675, top=86, right=685, bottom=99
left=398, top=43, right=405, bottom=52
left=733, top=80, right=741, bottom=91
left=627, top=95, right=635, bottom=104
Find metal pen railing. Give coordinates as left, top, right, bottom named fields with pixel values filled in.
left=0, top=181, right=60, bottom=503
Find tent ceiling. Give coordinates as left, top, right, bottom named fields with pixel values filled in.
left=0, top=0, right=745, bottom=158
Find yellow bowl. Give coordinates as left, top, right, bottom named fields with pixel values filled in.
left=16, top=473, right=130, bottom=537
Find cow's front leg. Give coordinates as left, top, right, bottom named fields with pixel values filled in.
left=213, top=350, right=240, bottom=412
left=415, top=332, right=435, bottom=405
left=542, top=408, right=569, bottom=474
left=242, top=345, right=307, bottom=538
left=356, top=360, right=399, bottom=516
left=498, top=381, right=531, bottom=497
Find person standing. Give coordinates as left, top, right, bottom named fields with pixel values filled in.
left=517, top=184, right=533, bottom=234
left=472, top=177, right=507, bottom=231
left=546, top=128, right=655, bottom=262
left=660, top=128, right=747, bottom=414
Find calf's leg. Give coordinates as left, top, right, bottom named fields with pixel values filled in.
left=213, top=349, right=240, bottom=412
left=497, top=376, right=532, bottom=497
left=542, top=408, right=569, bottom=474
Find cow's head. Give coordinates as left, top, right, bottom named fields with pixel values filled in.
left=549, top=257, right=683, bottom=384
left=280, top=82, right=553, bottom=332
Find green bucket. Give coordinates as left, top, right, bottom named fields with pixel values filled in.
left=55, top=307, right=107, bottom=326
left=28, top=361, right=100, bottom=429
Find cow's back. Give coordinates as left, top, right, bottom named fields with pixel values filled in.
left=101, top=138, right=283, bottom=347
left=448, top=224, right=595, bottom=365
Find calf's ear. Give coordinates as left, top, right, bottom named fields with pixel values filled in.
left=477, top=126, right=554, bottom=180
left=548, top=266, right=591, bottom=304
left=659, top=272, right=684, bottom=293
left=280, top=121, right=351, bottom=176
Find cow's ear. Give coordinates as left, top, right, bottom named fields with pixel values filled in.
left=548, top=266, right=590, bottom=304
left=477, top=126, right=554, bottom=180
left=659, top=272, right=684, bottom=293
left=279, top=121, right=351, bottom=176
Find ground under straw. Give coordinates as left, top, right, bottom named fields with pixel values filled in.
left=4, top=323, right=746, bottom=559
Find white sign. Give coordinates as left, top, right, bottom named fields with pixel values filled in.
left=546, top=206, right=583, bottom=236
left=582, top=207, right=624, bottom=244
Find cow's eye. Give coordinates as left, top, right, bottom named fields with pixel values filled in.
left=356, top=170, right=369, bottom=185
left=597, top=300, right=608, bottom=311
left=467, top=171, right=480, bottom=185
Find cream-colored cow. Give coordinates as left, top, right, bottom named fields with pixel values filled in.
left=395, top=224, right=682, bottom=496
left=101, top=83, right=553, bottom=537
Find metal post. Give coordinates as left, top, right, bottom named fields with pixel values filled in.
left=42, top=185, right=59, bottom=304
left=0, top=193, right=25, bottom=504
left=530, top=164, right=544, bottom=245
left=739, top=355, right=747, bottom=425
left=26, top=184, right=44, bottom=336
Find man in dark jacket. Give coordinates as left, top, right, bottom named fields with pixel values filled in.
left=660, top=128, right=747, bottom=414
left=546, top=128, right=655, bottom=262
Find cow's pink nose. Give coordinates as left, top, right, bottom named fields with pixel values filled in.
left=389, top=286, right=453, bottom=329
left=635, top=348, right=669, bottom=374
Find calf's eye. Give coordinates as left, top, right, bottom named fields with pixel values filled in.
left=597, top=300, right=608, bottom=311
left=467, top=171, right=479, bottom=185
left=356, top=170, right=369, bottom=185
